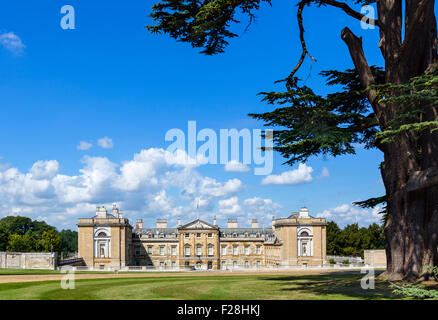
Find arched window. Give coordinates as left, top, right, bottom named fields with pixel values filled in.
left=97, top=231, right=108, bottom=237
left=297, top=229, right=313, bottom=257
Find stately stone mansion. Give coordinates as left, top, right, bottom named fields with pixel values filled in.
left=78, top=204, right=327, bottom=270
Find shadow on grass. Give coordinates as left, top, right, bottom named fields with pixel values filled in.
left=261, top=270, right=401, bottom=300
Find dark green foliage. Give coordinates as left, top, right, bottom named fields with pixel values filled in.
left=6, top=233, right=36, bottom=252
left=249, top=68, right=384, bottom=165
left=59, top=229, right=78, bottom=253
left=391, top=267, right=438, bottom=300
left=326, top=221, right=384, bottom=257
left=39, top=230, right=62, bottom=253
left=0, top=216, right=75, bottom=253
left=326, top=221, right=342, bottom=255
left=0, top=226, right=7, bottom=251
left=147, top=0, right=271, bottom=55
left=147, top=0, right=375, bottom=55
left=353, top=196, right=386, bottom=210
left=0, top=216, right=55, bottom=237
left=372, top=68, right=438, bottom=144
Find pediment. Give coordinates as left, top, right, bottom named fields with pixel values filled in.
left=180, top=219, right=218, bottom=230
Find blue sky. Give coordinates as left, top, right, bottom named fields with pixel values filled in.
left=0, top=1, right=390, bottom=230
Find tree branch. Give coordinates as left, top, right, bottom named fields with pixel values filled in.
left=341, top=27, right=383, bottom=124
left=319, top=0, right=382, bottom=29
left=287, top=0, right=381, bottom=87
left=286, top=1, right=317, bottom=89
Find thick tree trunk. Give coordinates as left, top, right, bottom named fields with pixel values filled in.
left=380, top=0, right=438, bottom=281
left=342, top=0, right=438, bottom=281
left=382, top=138, right=438, bottom=281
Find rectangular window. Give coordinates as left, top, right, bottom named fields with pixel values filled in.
left=171, top=261, right=176, bottom=268
left=147, top=246, right=152, bottom=254
left=233, top=261, right=237, bottom=268
left=221, top=246, right=227, bottom=255
left=99, top=243, right=106, bottom=258
left=184, top=233, right=190, bottom=239
left=245, top=261, right=249, bottom=268
left=159, top=246, right=165, bottom=256
left=244, top=246, right=250, bottom=255
left=208, top=246, right=213, bottom=256
left=196, top=246, right=202, bottom=256
left=233, top=246, right=238, bottom=255
left=185, top=246, right=191, bottom=257
left=171, top=246, right=177, bottom=256
left=196, top=233, right=202, bottom=238
left=256, top=245, right=262, bottom=255
left=207, top=233, right=213, bottom=238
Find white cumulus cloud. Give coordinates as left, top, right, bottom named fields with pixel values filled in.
left=319, top=167, right=330, bottom=179
left=224, top=160, right=250, bottom=172
left=30, top=160, right=60, bottom=180
left=261, top=163, right=313, bottom=185
left=0, top=148, right=247, bottom=229
left=98, top=136, right=114, bottom=149
left=218, top=197, right=242, bottom=215
left=77, top=141, right=92, bottom=150
left=0, top=32, right=25, bottom=55
left=316, top=203, right=382, bottom=227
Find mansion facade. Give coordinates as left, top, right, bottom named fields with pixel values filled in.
left=78, top=205, right=327, bottom=270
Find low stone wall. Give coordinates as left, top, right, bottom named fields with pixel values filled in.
left=364, top=249, right=386, bottom=267
left=0, top=252, right=58, bottom=270
left=326, top=255, right=363, bottom=264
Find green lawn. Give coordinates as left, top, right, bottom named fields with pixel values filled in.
left=0, top=268, right=181, bottom=275
left=0, top=271, right=406, bottom=300
left=0, top=268, right=61, bottom=275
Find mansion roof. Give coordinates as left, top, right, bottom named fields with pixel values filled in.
left=134, top=219, right=275, bottom=240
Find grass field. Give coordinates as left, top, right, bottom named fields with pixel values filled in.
left=0, top=270, right=405, bottom=300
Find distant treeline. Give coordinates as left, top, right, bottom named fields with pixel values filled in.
left=0, top=216, right=77, bottom=254
left=327, top=221, right=385, bottom=257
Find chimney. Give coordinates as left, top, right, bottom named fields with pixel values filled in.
left=96, top=206, right=107, bottom=218
left=227, top=218, right=238, bottom=229
left=178, top=217, right=182, bottom=227
left=298, top=207, right=310, bottom=218
left=213, top=215, right=217, bottom=226
left=136, top=219, right=143, bottom=229
left=156, top=219, right=167, bottom=229
left=251, top=219, right=259, bottom=229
